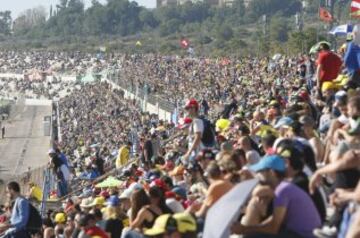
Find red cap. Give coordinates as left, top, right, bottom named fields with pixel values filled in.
left=298, top=90, right=309, bottom=101
left=184, top=99, right=199, bottom=110
left=150, top=178, right=168, bottom=191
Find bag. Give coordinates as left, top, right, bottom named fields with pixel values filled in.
left=199, top=117, right=216, bottom=147
left=26, top=202, right=42, bottom=235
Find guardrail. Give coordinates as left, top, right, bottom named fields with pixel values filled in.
left=108, top=72, right=177, bottom=114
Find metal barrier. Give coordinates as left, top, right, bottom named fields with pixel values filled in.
left=108, top=72, right=177, bottom=114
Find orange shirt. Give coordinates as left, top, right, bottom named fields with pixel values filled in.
left=204, top=179, right=233, bottom=207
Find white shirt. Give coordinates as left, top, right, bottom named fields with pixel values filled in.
left=188, top=118, right=204, bottom=154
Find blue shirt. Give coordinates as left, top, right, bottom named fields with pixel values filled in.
left=344, top=42, right=360, bottom=75
left=60, top=153, right=69, bottom=167
left=9, top=197, right=30, bottom=233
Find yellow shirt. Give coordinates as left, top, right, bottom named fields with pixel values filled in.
left=30, top=185, right=43, bottom=202
left=115, top=146, right=129, bottom=169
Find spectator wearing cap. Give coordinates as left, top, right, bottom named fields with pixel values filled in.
left=54, top=212, right=66, bottom=238
left=103, top=195, right=124, bottom=238
left=315, top=42, right=342, bottom=97
left=182, top=99, right=204, bottom=163
left=89, top=197, right=106, bottom=210
left=144, top=213, right=197, bottom=238
left=276, top=141, right=326, bottom=223
left=116, top=141, right=132, bottom=169
left=231, top=155, right=321, bottom=238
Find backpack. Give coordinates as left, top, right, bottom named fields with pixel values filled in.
left=198, top=116, right=216, bottom=147
left=26, top=202, right=42, bottom=235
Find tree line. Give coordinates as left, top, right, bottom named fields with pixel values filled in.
left=0, top=0, right=353, bottom=55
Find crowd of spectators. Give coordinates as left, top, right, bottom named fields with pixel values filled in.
left=2, top=27, right=360, bottom=238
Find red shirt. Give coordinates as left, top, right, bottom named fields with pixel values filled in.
left=85, top=226, right=109, bottom=238
left=317, top=51, right=342, bottom=83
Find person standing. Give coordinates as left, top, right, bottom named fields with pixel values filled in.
left=116, top=141, right=132, bottom=169
left=316, top=43, right=342, bottom=98
left=182, top=99, right=213, bottom=163
left=1, top=123, right=5, bottom=139
left=49, top=150, right=70, bottom=197
left=0, top=181, right=30, bottom=238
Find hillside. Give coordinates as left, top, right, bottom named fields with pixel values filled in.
left=0, top=0, right=355, bottom=56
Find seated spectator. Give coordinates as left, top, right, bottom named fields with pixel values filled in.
left=231, top=155, right=322, bottom=238
left=79, top=213, right=109, bottom=238
left=190, top=161, right=233, bottom=218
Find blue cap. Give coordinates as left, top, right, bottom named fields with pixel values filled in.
left=250, top=155, right=286, bottom=172
left=107, top=195, right=120, bottom=206
left=172, top=186, right=187, bottom=200
left=274, top=117, right=294, bottom=129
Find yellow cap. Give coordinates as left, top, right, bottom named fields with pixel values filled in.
left=54, top=213, right=66, bottom=223
left=144, top=213, right=196, bottom=236
left=321, top=81, right=338, bottom=92
left=90, top=196, right=105, bottom=207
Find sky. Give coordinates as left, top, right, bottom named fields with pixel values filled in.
left=1, top=0, right=156, bottom=18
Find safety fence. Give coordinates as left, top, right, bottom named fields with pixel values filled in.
left=107, top=71, right=177, bottom=115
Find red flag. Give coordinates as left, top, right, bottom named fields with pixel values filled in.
left=180, top=38, right=190, bottom=49
left=319, top=7, right=333, bottom=22
left=351, top=0, right=360, bottom=18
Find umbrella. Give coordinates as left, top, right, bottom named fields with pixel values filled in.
left=203, top=178, right=259, bottom=238
left=95, top=176, right=122, bottom=188
left=309, top=41, right=331, bottom=54
left=329, top=24, right=353, bottom=36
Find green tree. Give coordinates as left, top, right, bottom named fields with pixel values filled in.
left=216, top=24, right=234, bottom=41
left=269, top=16, right=290, bottom=42
left=139, top=9, right=159, bottom=28
left=0, top=11, right=12, bottom=36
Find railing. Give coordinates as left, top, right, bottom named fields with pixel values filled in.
left=108, top=72, right=177, bottom=114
